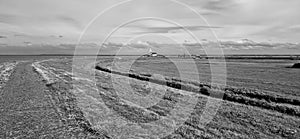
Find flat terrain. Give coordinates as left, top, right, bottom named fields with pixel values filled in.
left=0, top=61, right=103, bottom=138
left=0, top=56, right=299, bottom=138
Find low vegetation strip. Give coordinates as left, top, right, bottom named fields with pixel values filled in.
left=45, top=82, right=111, bottom=138
left=163, top=77, right=300, bottom=106
left=95, top=65, right=300, bottom=138
left=32, top=60, right=71, bottom=84
left=0, top=62, right=18, bottom=91
left=32, top=61, right=111, bottom=138
left=95, top=69, right=211, bottom=138
left=95, top=65, right=300, bottom=117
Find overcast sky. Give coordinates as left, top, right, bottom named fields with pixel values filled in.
left=0, top=0, right=299, bottom=54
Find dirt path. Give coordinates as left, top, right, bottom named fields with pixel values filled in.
left=0, top=62, right=85, bottom=138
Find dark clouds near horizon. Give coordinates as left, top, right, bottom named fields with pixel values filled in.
left=1, top=39, right=296, bottom=55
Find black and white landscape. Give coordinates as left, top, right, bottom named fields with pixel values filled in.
left=0, top=0, right=299, bottom=138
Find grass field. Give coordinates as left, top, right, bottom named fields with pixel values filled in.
left=1, top=56, right=299, bottom=138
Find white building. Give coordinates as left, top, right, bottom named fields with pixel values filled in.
left=148, top=48, right=157, bottom=57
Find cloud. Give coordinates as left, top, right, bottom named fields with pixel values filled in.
left=286, top=25, right=300, bottom=32
left=0, top=39, right=299, bottom=55
left=0, top=35, right=7, bottom=38
left=46, top=43, right=99, bottom=49
left=183, top=0, right=239, bottom=15
left=49, top=35, right=63, bottom=38
left=0, top=13, right=18, bottom=24
left=131, top=25, right=222, bottom=34
left=220, top=39, right=300, bottom=50
left=56, top=15, right=83, bottom=30
left=103, top=41, right=178, bottom=50
left=23, top=41, right=32, bottom=46
left=0, top=0, right=299, bottom=54
left=14, top=33, right=29, bottom=37
left=203, top=0, right=239, bottom=11
left=183, top=39, right=300, bottom=50
left=0, top=45, right=73, bottom=55
left=0, top=43, right=8, bottom=47
left=0, top=42, right=102, bottom=54
left=103, top=42, right=124, bottom=48
left=103, top=41, right=150, bottom=49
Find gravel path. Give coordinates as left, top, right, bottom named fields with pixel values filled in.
left=0, top=62, right=84, bottom=138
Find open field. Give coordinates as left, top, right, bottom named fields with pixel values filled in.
left=0, top=56, right=299, bottom=138
left=1, top=0, right=299, bottom=138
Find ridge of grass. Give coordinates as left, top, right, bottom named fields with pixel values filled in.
left=95, top=65, right=300, bottom=117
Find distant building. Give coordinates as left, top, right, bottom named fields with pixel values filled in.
left=150, top=52, right=158, bottom=57
left=143, top=48, right=158, bottom=57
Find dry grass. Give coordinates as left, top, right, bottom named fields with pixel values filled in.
left=95, top=65, right=300, bottom=117
left=32, top=58, right=300, bottom=138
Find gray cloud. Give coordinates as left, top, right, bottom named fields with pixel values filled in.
left=49, top=35, right=64, bottom=38
left=132, top=25, right=222, bottom=34
left=0, top=45, right=73, bottom=55
left=0, top=43, right=8, bottom=47
left=43, top=43, right=99, bottom=49
left=203, top=0, right=238, bottom=11
left=0, top=40, right=299, bottom=55
left=221, top=40, right=300, bottom=50
left=0, top=13, right=18, bottom=24
left=103, top=42, right=124, bottom=47
left=56, top=16, right=82, bottom=30
left=286, top=25, right=300, bottom=32
left=183, top=39, right=300, bottom=50
left=103, top=41, right=173, bottom=50
left=183, top=0, right=238, bottom=14
left=23, top=41, right=32, bottom=46
left=103, top=42, right=150, bottom=49
left=0, top=35, right=7, bottom=38
left=14, top=33, right=30, bottom=37
left=104, top=41, right=185, bottom=50
left=104, top=39, right=300, bottom=51
left=0, top=0, right=299, bottom=54
left=0, top=43, right=101, bottom=55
